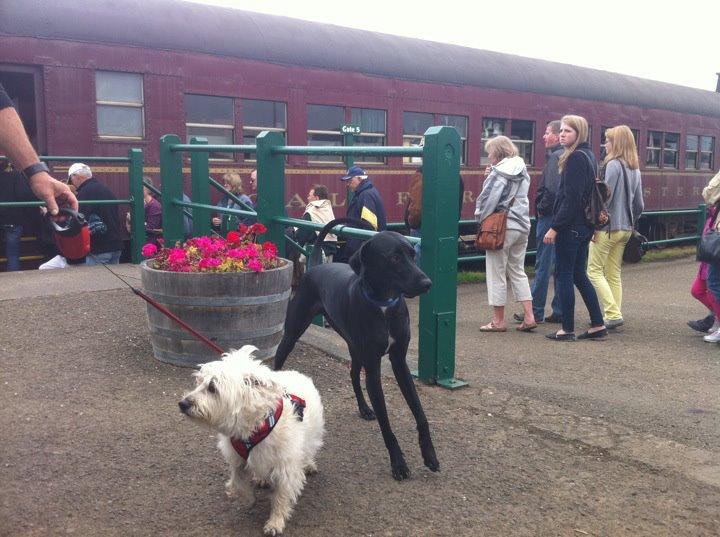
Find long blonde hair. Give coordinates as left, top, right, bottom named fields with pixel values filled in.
left=558, top=115, right=589, bottom=172
left=603, top=125, right=639, bottom=170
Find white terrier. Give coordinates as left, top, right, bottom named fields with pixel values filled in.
left=179, top=346, right=325, bottom=536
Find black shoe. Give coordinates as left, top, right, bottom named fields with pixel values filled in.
left=545, top=332, right=575, bottom=341
left=513, top=313, right=524, bottom=323
left=688, top=314, right=715, bottom=333
left=577, top=328, right=608, bottom=340
left=545, top=313, right=563, bottom=323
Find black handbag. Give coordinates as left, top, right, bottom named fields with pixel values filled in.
left=618, top=162, right=647, bottom=263
left=697, top=231, right=720, bottom=263
left=623, top=229, right=648, bottom=263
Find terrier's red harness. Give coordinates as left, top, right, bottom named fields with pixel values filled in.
left=230, top=394, right=306, bottom=460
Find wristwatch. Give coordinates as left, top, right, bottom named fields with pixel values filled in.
left=22, top=161, right=50, bottom=180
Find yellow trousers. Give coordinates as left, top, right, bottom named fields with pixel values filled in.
left=587, top=230, right=632, bottom=321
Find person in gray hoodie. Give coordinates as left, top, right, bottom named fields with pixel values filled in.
left=475, top=135, right=537, bottom=332
left=587, top=125, right=644, bottom=328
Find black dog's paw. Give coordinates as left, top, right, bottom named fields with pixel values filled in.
left=359, top=406, right=376, bottom=421
left=423, top=455, right=440, bottom=472
left=391, top=459, right=411, bottom=481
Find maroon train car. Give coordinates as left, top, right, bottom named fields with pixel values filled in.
left=2, top=0, right=720, bottom=251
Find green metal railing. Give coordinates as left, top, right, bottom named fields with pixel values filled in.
left=0, top=150, right=145, bottom=263
left=159, top=127, right=465, bottom=389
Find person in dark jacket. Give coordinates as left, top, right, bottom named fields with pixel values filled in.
left=68, top=163, right=123, bottom=264
left=519, top=120, right=564, bottom=324
left=542, top=115, right=606, bottom=341
left=336, top=165, right=387, bottom=262
left=0, top=162, right=36, bottom=271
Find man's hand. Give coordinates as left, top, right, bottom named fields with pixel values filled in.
left=28, top=171, right=79, bottom=215
left=543, top=227, right=557, bottom=244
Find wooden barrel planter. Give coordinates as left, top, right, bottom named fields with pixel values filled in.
left=140, top=259, right=292, bottom=367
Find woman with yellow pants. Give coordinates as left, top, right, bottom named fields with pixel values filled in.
left=588, top=126, right=644, bottom=329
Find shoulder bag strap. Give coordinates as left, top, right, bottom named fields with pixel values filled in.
left=618, top=160, right=634, bottom=229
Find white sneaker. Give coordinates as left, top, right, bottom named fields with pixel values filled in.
left=709, top=320, right=720, bottom=333
left=703, top=329, right=720, bottom=343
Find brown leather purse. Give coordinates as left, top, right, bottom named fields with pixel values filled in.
left=475, top=198, right=515, bottom=251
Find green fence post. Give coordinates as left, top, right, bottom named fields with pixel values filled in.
left=255, top=131, right=286, bottom=257
left=697, top=203, right=707, bottom=240
left=128, top=148, right=145, bottom=263
left=417, top=126, right=466, bottom=389
left=190, top=137, right=211, bottom=238
left=159, top=134, right=184, bottom=246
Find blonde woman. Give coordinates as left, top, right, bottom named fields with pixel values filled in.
left=543, top=115, right=605, bottom=341
left=475, top=135, right=536, bottom=332
left=212, top=172, right=254, bottom=232
left=587, top=126, right=644, bottom=329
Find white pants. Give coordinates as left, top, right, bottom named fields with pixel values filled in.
left=485, top=228, right=532, bottom=306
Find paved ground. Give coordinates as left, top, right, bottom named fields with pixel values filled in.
left=1, top=257, right=719, bottom=536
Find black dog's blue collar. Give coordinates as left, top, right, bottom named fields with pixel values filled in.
left=360, top=284, right=400, bottom=308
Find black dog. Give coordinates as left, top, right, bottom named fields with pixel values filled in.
left=274, top=218, right=438, bottom=480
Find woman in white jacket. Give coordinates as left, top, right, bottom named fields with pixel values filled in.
left=475, top=136, right=537, bottom=332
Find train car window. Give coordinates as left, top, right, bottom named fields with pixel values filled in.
left=481, top=118, right=508, bottom=165
left=687, top=135, right=715, bottom=170
left=439, top=114, right=468, bottom=165
left=511, top=120, right=535, bottom=165
left=646, top=131, right=662, bottom=167
left=351, top=108, right=386, bottom=164
left=403, top=112, right=433, bottom=164
left=242, top=99, right=287, bottom=161
left=185, top=94, right=235, bottom=160
left=95, top=71, right=144, bottom=139
left=307, top=104, right=344, bottom=162
left=663, top=133, right=680, bottom=169
left=701, top=136, right=715, bottom=170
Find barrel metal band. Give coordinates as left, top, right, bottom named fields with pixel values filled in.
left=154, top=343, right=281, bottom=369
left=143, top=288, right=291, bottom=306
left=149, top=322, right=285, bottom=340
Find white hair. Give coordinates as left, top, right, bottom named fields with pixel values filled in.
left=68, top=162, right=92, bottom=179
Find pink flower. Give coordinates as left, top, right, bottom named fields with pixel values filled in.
left=226, top=248, right=244, bottom=259
left=141, top=243, right=158, bottom=258
left=198, top=257, right=222, bottom=270
left=168, top=248, right=187, bottom=264
left=247, top=258, right=264, bottom=272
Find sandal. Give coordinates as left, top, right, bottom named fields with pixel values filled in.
left=516, top=321, right=538, bottom=332
left=480, top=322, right=507, bottom=333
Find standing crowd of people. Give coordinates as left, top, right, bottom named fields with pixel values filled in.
left=475, top=115, right=645, bottom=341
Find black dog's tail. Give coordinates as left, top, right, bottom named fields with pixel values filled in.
left=309, top=217, right=373, bottom=268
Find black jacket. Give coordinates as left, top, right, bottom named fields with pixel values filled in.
left=343, top=179, right=387, bottom=260
left=550, top=143, right=597, bottom=231
left=535, top=144, right=563, bottom=217
left=76, top=178, right=123, bottom=254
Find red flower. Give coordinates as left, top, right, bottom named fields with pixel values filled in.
left=227, top=230, right=241, bottom=244
left=251, top=222, right=267, bottom=235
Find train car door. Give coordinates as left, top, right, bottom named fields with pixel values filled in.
left=0, top=65, right=46, bottom=154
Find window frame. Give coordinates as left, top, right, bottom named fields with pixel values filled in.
left=481, top=117, right=535, bottom=165
left=184, top=93, right=236, bottom=161
left=241, top=98, right=288, bottom=162
left=350, top=107, right=387, bottom=164
left=95, top=71, right=145, bottom=140
left=402, top=111, right=468, bottom=165
left=686, top=134, right=715, bottom=171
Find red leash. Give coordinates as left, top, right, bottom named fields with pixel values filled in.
left=98, top=262, right=226, bottom=355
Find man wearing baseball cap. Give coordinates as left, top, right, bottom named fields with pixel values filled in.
left=68, top=163, right=123, bottom=264
left=338, top=165, right=386, bottom=262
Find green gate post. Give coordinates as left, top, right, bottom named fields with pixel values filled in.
left=190, top=137, right=211, bottom=238
left=417, top=126, right=467, bottom=389
left=128, top=148, right=145, bottom=263
left=343, top=128, right=355, bottom=205
left=697, top=203, right=707, bottom=240
left=159, top=134, right=184, bottom=246
left=255, top=131, right=286, bottom=257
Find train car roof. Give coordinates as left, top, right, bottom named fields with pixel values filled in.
left=4, top=0, right=720, bottom=118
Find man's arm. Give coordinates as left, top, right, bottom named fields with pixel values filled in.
left=0, top=86, right=78, bottom=215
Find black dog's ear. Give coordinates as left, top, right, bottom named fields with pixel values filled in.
left=348, top=244, right=363, bottom=275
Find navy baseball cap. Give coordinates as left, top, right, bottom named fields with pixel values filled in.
left=341, top=165, right=367, bottom=181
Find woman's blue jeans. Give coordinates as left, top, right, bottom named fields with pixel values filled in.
left=3, top=224, right=23, bottom=272
left=554, top=224, right=604, bottom=333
